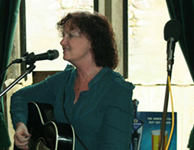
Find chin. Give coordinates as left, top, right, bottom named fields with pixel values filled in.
left=63, top=56, right=71, bottom=62
left=63, top=55, right=68, bottom=60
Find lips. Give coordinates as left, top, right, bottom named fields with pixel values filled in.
left=63, top=48, right=70, bottom=51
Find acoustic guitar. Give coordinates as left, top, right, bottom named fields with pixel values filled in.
left=14, top=102, right=75, bottom=150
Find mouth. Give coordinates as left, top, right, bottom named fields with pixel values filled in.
left=63, top=48, right=70, bottom=51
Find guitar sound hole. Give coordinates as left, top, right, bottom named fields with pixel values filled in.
left=36, top=138, right=48, bottom=150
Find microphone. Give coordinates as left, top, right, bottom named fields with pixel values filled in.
left=164, top=19, right=181, bottom=72
left=12, top=49, right=59, bottom=65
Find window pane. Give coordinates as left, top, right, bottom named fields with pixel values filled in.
left=26, top=0, right=93, bottom=71
left=128, top=1, right=193, bottom=84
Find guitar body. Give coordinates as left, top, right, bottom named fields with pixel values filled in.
left=14, top=102, right=75, bottom=150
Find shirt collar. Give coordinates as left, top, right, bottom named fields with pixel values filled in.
left=68, top=65, right=111, bottom=88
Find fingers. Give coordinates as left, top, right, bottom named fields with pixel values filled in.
left=14, top=122, right=31, bottom=150
left=14, top=133, right=30, bottom=150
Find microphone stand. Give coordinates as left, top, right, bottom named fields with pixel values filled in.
left=0, top=64, right=36, bottom=98
left=158, top=57, right=174, bottom=150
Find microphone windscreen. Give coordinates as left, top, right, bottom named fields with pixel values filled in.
left=48, top=50, right=59, bottom=60
left=164, top=19, right=181, bottom=42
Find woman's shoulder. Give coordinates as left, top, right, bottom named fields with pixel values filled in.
left=44, top=64, right=75, bottom=84
left=108, top=69, right=135, bottom=90
left=48, top=64, right=74, bottom=77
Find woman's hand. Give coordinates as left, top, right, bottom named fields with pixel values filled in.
left=14, top=122, right=31, bottom=150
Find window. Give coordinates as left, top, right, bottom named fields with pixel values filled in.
left=26, top=0, right=94, bottom=71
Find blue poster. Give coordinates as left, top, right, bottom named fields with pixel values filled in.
left=131, top=111, right=177, bottom=150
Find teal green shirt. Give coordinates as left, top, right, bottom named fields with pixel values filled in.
left=11, top=65, right=135, bottom=150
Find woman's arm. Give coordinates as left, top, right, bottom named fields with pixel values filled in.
left=99, top=88, right=134, bottom=150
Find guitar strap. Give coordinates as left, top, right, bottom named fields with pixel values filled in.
left=62, top=78, right=89, bottom=150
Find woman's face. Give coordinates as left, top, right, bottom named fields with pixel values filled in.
left=60, top=21, right=93, bottom=66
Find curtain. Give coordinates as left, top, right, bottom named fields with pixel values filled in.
left=166, top=0, right=194, bottom=82
left=0, top=0, right=21, bottom=149
left=166, top=0, right=194, bottom=149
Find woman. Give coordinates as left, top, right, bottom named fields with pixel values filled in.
left=11, top=11, right=135, bottom=150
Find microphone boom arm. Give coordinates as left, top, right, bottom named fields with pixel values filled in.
left=0, top=64, right=36, bottom=98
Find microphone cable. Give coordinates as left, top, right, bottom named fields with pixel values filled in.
left=165, top=76, right=175, bottom=150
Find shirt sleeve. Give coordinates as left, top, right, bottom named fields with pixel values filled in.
left=10, top=65, right=73, bottom=129
left=99, top=86, right=134, bottom=150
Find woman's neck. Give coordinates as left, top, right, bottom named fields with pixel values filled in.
left=73, top=65, right=102, bottom=104
left=76, top=65, right=102, bottom=81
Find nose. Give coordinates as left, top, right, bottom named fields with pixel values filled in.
left=60, top=37, right=67, bottom=46
left=60, top=38, right=63, bottom=46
